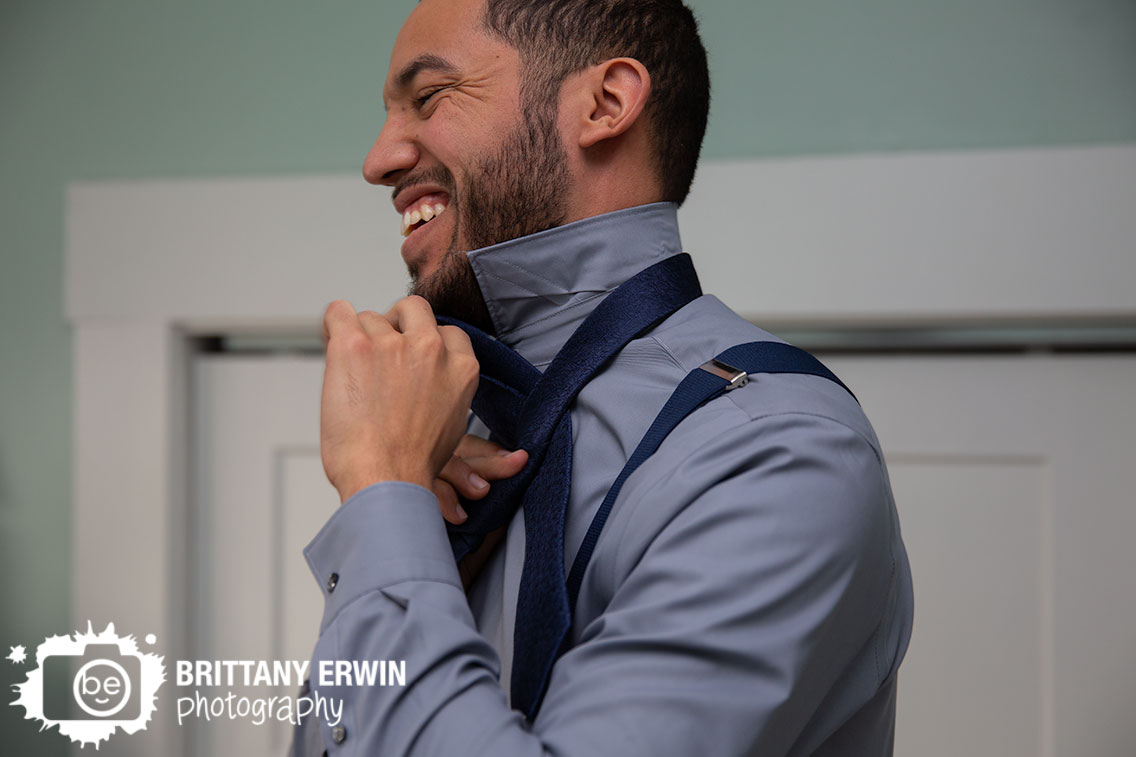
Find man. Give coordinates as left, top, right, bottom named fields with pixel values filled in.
left=296, top=0, right=913, bottom=754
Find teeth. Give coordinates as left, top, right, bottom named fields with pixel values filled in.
left=399, top=200, right=449, bottom=237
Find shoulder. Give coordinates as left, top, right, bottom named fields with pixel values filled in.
left=582, top=295, right=895, bottom=590
left=646, top=294, right=879, bottom=451
left=608, top=397, right=893, bottom=570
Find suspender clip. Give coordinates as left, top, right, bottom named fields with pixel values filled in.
left=699, top=359, right=749, bottom=391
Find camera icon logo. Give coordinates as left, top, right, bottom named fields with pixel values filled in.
left=10, top=622, right=165, bottom=748
left=40, top=643, right=142, bottom=720
left=75, top=657, right=133, bottom=718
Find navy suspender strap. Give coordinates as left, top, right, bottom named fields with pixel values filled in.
left=565, top=341, right=858, bottom=612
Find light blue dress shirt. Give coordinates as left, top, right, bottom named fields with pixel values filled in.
left=294, top=203, right=914, bottom=756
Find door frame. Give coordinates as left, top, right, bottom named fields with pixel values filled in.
left=64, top=145, right=1136, bottom=756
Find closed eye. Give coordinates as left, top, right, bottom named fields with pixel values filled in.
left=415, top=87, right=446, bottom=110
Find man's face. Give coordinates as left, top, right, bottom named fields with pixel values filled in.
left=365, top=0, right=571, bottom=329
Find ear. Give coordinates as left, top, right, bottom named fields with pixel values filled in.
left=577, top=58, right=652, bottom=149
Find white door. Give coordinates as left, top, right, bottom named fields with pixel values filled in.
left=192, top=351, right=1136, bottom=756
left=190, top=354, right=333, bottom=756
left=820, top=353, right=1136, bottom=757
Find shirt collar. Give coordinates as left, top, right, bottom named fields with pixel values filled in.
left=467, top=202, right=683, bottom=367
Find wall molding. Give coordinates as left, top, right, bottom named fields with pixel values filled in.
left=67, top=144, right=1136, bottom=328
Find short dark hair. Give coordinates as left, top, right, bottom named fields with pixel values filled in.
left=483, top=0, right=710, bottom=206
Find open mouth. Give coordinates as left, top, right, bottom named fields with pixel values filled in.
left=401, top=194, right=450, bottom=237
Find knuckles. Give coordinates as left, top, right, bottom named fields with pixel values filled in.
left=324, top=299, right=355, bottom=319
left=341, top=332, right=374, bottom=357
left=454, top=351, right=480, bottom=375
left=454, top=353, right=481, bottom=388
left=416, top=330, right=445, bottom=354
left=373, top=330, right=402, bottom=352
left=325, top=297, right=477, bottom=403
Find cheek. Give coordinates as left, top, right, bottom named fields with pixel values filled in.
left=421, top=106, right=518, bottom=167
left=419, top=105, right=480, bottom=155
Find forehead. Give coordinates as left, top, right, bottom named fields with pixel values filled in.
left=385, top=0, right=511, bottom=90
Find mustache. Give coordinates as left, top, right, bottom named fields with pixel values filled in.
left=392, top=165, right=456, bottom=204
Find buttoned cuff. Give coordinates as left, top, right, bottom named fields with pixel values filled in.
left=303, top=481, right=463, bottom=632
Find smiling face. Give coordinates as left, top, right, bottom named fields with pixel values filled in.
left=365, top=0, right=571, bottom=330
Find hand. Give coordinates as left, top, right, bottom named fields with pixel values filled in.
left=433, top=435, right=529, bottom=524
left=435, top=436, right=528, bottom=589
left=320, top=297, right=479, bottom=503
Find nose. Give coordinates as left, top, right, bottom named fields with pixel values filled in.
left=363, top=113, right=419, bottom=187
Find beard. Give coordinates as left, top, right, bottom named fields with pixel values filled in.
left=408, top=104, right=570, bottom=334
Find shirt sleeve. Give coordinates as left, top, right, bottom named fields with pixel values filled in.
left=295, top=411, right=902, bottom=756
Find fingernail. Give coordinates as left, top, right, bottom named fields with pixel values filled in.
left=497, top=449, right=514, bottom=456
left=468, top=472, right=489, bottom=490
left=456, top=503, right=468, bottom=521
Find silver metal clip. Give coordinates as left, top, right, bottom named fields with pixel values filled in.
left=699, top=359, right=749, bottom=391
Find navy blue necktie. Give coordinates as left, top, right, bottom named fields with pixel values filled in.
left=439, top=253, right=703, bottom=718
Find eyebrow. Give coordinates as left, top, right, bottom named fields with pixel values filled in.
left=399, top=53, right=459, bottom=88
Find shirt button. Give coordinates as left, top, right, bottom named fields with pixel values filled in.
left=332, top=725, right=347, bottom=744
left=326, top=572, right=339, bottom=593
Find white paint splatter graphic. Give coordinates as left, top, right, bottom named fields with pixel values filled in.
left=10, top=622, right=165, bottom=749
left=7, top=645, right=27, bottom=665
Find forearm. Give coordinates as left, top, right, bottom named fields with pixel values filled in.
left=301, top=482, right=547, bottom=756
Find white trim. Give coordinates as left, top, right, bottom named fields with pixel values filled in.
left=71, top=323, right=190, bottom=756
left=65, top=145, right=1136, bottom=754
left=682, top=144, right=1136, bottom=324
left=67, top=144, right=1136, bottom=327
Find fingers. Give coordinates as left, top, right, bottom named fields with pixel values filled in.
left=323, top=301, right=396, bottom=348
left=322, top=299, right=359, bottom=344
left=440, top=455, right=491, bottom=502
left=342, top=298, right=464, bottom=355
left=357, top=309, right=394, bottom=338
left=385, top=295, right=436, bottom=334
left=433, top=436, right=528, bottom=527
left=438, top=443, right=528, bottom=501
left=455, top=434, right=513, bottom=458
left=432, top=479, right=467, bottom=525
left=464, top=448, right=528, bottom=481
left=439, top=324, right=475, bottom=357
left=454, top=435, right=529, bottom=479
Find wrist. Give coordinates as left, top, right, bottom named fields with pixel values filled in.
left=336, top=467, right=432, bottom=504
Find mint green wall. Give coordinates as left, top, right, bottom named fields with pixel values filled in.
left=699, top=0, right=1136, bottom=156
left=1, top=0, right=1132, bottom=750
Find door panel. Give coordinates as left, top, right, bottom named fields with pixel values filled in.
left=191, top=356, right=332, bottom=756
left=823, top=354, right=1136, bottom=757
